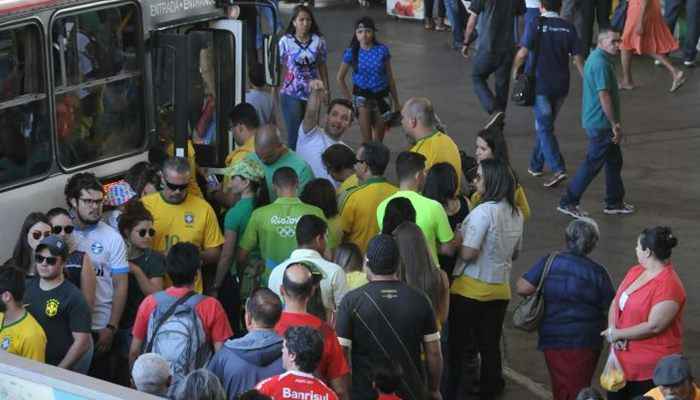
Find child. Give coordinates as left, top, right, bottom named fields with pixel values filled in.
left=373, top=365, right=403, bottom=400
left=246, top=62, right=277, bottom=127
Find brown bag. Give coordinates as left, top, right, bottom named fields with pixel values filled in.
left=512, top=252, right=557, bottom=332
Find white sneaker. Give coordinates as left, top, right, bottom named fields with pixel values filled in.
left=603, top=203, right=636, bottom=215
left=684, top=60, right=696, bottom=67
left=654, top=60, right=662, bottom=67
left=557, top=204, right=589, bottom=219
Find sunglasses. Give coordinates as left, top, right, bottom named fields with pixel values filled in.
left=31, top=230, right=52, bottom=241
left=137, top=228, right=156, bottom=238
left=52, top=225, right=75, bottom=235
left=165, top=181, right=188, bottom=192
left=35, top=254, right=58, bottom=266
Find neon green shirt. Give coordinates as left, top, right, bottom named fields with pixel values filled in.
left=377, top=190, right=454, bottom=266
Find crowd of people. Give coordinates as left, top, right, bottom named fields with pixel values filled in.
left=1, top=0, right=697, bottom=400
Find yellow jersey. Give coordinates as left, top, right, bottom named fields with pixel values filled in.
left=410, top=130, right=462, bottom=190
left=142, top=192, right=224, bottom=292
left=337, top=174, right=359, bottom=195
left=340, top=177, right=398, bottom=254
left=0, top=311, right=47, bottom=362
left=223, top=136, right=256, bottom=187
left=167, top=140, right=204, bottom=198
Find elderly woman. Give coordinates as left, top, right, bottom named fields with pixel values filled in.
left=602, top=226, right=685, bottom=400
left=516, top=219, right=615, bottom=400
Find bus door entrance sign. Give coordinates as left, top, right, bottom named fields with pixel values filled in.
left=147, top=0, right=221, bottom=27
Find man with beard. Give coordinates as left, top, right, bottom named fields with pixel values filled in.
left=141, top=157, right=224, bottom=294
left=25, top=236, right=91, bottom=371
left=295, top=79, right=354, bottom=188
left=65, top=172, right=128, bottom=380
left=0, top=264, right=47, bottom=362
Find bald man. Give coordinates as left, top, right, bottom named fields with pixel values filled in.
left=274, top=263, right=350, bottom=400
left=245, top=126, right=314, bottom=200
left=402, top=97, right=463, bottom=190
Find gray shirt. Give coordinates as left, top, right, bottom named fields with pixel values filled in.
left=246, top=89, right=275, bottom=125
left=469, top=0, right=526, bottom=53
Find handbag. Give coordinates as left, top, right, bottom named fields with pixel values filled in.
left=512, top=252, right=557, bottom=332
left=512, top=17, right=544, bottom=107
left=611, top=0, right=628, bottom=32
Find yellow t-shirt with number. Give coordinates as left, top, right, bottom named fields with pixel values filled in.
left=0, top=311, right=47, bottom=362
left=142, top=192, right=224, bottom=292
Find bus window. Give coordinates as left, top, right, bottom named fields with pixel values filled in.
left=52, top=4, right=145, bottom=168
left=0, top=24, right=51, bottom=187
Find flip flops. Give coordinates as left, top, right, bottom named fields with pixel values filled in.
left=670, top=71, right=686, bottom=93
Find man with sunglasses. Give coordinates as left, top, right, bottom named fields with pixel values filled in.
left=142, top=157, right=224, bottom=294
left=65, top=172, right=129, bottom=381
left=24, top=236, right=92, bottom=372
left=0, top=264, right=47, bottom=362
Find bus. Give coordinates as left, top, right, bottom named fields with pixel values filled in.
left=0, top=0, right=280, bottom=260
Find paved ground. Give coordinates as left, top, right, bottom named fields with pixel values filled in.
left=280, top=2, right=700, bottom=398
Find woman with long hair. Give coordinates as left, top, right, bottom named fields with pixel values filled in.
left=333, top=242, right=367, bottom=290
left=278, top=5, right=329, bottom=150
left=300, top=178, right=341, bottom=256
left=393, top=222, right=450, bottom=325
left=337, top=17, right=400, bottom=142
left=602, top=227, right=685, bottom=400
left=472, top=127, right=531, bottom=219
left=8, top=212, right=52, bottom=276
left=215, top=159, right=270, bottom=331
left=447, top=158, right=524, bottom=400
left=47, top=207, right=97, bottom=310
left=423, top=162, right=469, bottom=278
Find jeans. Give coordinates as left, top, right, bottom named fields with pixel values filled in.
left=425, top=0, right=446, bottom=20
left=72, top=335, right=94, bottom=375
left=578, top=0, right=611, bottom=57
left=448, top=295, right=508, bottom=400
left=560, top=129, right=625, bottom=208
left=472, top=49, right=513, bottom=115
left=530, top=95, right=566, bottom=174
left=280, top=94, right=307, bottom=150
left=445, top=0, right=466, bottom=48
left=665, top=0, right=700, bottom=61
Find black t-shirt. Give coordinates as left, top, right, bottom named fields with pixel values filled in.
left=119, top=249, right=166, bottom=329
left=336, top=281, right=439, bottom=400
left=64, top=250, right=86, bottom=289
left=469, top=0, right=526, bottom=53
left=25, top=278, right=92, bottom=365
left=439, top=195, right=470, bottom=278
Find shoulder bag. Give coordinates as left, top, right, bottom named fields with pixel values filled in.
left=512, top=252, right=557, bottom=332
left=512, top=17, right=544, bottom=107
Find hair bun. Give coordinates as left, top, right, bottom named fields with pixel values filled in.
left=660, top=226, right=678, bottom=248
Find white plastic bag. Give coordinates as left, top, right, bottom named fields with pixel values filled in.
left=600, top=349, right=626, bottom=392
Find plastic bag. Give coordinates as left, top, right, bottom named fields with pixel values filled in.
left=600, top=349, right=626, bottom=392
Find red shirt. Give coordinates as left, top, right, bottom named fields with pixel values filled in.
left=275, top=312, right=349, bottom=382
left=613, top=264, right=686, bottom=381
left=132, top=287, right=233, bottom=343
left=257, top=371, right=339, bottom=400
left=378, top=393, right=402, bottom=400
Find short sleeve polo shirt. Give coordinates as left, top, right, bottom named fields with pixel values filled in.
left=409, top=130, right=462, bottom=190
left=582, top=48, right=620, bottom=131
left=340, top=177, right=398, bottom=253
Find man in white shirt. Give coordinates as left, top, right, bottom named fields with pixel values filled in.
left=269, top=214, right=347, bottom=322
left=296, top=80, right=354, bottom=187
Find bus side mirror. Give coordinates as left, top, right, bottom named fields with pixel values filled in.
left=263, top=33, right=280, bottom=87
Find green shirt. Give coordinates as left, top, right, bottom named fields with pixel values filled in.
left=246, top=150, right=315, bottom=201
left=377, top=190, right=454, bottom=266
left=239, top=197, right=325, bottom=271
left=223, top=197, right=257, bottom=275
left=582, top=48, right=620, bottom=131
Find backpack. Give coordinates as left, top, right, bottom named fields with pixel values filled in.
left=145, top=291, right=210, bottom=382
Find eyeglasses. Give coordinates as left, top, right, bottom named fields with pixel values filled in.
left=52, top=225, right=75, bottom=235
left=137, top=228, right=156, bottom=238
left=31, top=230, right=52, bottom=241
left=164, top=181, right=188, bottom=192
left=79, top=197, right=104, bottom=207
left=35, top=254, right=58, bottom=266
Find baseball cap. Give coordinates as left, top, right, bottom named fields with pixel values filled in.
left=366, top=234, right=399, bottom=275
left=104, top=180, right=137, bottom=207
left=223, top=159, right=265, bottom=181
left=653, top=354, right=692, bottom=386
left=36, top=235, right=69, bottom=259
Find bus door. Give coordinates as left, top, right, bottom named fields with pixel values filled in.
left=153, top=25, right=239, bottom=169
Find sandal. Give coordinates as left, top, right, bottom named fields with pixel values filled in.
left=424, top=20, right=434, bottom=30
left=670, top=71, right=686, bottom=93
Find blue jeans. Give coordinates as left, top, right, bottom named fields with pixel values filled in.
left=530, top=95, right=566, bottom=174
left=560, top=129, right=625, bottom=208
left=280, top=94, right=306, bottom=150
left=472, top=49, right=513, bottom=115
left=445, top=0, right=465, bottom=48
left=665, top=0, right=700, bottom=61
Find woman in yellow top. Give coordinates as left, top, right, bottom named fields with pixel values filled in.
left=333, top=243, right=367, bottom=290
left=470, top=128, right=531, bottom=220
